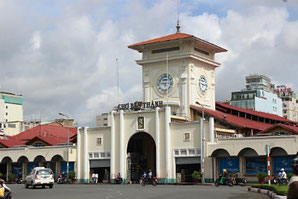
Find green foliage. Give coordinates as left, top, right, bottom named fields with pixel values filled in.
left=256, top=172, right=267, bottom=179
left=192, top=171, right=202, bottom=180
left=8, top=173, right=15, bottom=181
left=287, top=173, right=293, bottom=180
left=0, top=172, right=3, bottom=178
left=252, top=184, right=289, bottom=196
left=68, top=171, right=76, bottom=180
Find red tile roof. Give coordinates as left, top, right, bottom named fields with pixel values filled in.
left=128, top=32, right=227, bottom=53
left=261, top=123, right=298, bottom=134
left=0, top=124, right=77, bottom=148
left=216, top=102, right=296, bottom=124
left=190, top=105, right=272, bottom=131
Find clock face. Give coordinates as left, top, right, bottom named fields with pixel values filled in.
left=156, top=73, right=173, bottom=94
left=199, top=75, right=208, bottom=93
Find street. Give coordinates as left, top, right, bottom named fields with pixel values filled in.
left=8, top=184, right=269, bottom=199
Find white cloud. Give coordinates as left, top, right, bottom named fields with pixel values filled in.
left=0, top=0, right=297, bottom=127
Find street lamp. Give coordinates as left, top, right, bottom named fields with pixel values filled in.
left=59, top=112, right=70, bottom=181
left=195, top=102, right=205, bottom=183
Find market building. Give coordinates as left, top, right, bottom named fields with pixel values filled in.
left=76, top=27, right=298, bottom=184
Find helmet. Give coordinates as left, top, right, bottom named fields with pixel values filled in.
left=223, top=169, right=227, bottom=172
left=149, top=169, right=152, bottom=172
left=281, top=168, right=284, bottom=171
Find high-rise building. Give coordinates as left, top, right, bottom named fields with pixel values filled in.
left=230, top=75, right=282, bottom=116
left=0, top=92, right=24, bottom=131
left=274, top=85, right=298, bottom=122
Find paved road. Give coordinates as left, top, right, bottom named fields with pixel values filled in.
left=8, top=184, right=269, bottom=199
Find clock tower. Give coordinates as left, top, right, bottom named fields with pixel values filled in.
left=128, top=29, right=227, bottom=118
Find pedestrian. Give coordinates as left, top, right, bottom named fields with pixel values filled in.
left=287, top=154, right=298, bottom=199
left=95, top=173, right=98, bottom=184
left=91, top=173, right=95, bottom=184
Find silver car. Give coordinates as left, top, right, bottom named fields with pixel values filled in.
left=25, top=167, right=54, bottom=189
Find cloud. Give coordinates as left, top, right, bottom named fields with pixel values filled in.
left=0, top=0, right=297, bottom=127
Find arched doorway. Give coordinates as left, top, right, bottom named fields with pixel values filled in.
left=127, top=132, right=156, bottom=182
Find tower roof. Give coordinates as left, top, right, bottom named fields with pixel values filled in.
left=128, top=32, right=227, bottom=53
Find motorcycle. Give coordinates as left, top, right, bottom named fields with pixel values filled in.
left=214, top=175, right=233, bottom=187
left=231, top=176, right=246, bottom=186
left=57, top=174, right=66, bottom=184
left=140, top=176, right=157, bottom=186
left=16, top=177, right=23, bottom=184
left=271, top=177, right=288, bottom=185
left=115, top=177, right=123, bottom=184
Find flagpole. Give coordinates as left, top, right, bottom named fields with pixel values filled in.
left=166, top=52, right=169, bottom=107
left=116, top=58, right=120, bottom=105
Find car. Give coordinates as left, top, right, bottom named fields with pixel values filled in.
left=25, top=167, right=54, bottom=189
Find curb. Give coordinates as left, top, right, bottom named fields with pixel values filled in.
left=247, top=186, right=286, bottom=199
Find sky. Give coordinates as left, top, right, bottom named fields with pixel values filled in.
left=0, top=0, right=297, bottom=127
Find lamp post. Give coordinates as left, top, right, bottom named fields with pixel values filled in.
left=59, top=112, right=70, bottom=181
left=196, top=102, right=205, bottom=183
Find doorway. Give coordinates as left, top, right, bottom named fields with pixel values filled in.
left=127, top=132, right=156, bottom=182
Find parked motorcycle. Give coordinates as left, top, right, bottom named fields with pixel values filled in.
left=214, top=175, right=233, bottom=187
left=140, top=176, right=157, bottom=186
left=16, top=177, right=22, bottom=184
left=57, top=174, right=66, bottom=184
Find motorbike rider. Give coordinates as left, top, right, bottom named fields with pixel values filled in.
left=280, top=168, right=287, bottom=180
left=0, top=179, right=11, bottom=199
left=142, top=172, right=147, bottom=183
left=220, top=169, right=228, bottom=184
left=116, top=173, right=122, bottom=183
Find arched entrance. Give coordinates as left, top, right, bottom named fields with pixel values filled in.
left=127, top=132, right=156, bottom=182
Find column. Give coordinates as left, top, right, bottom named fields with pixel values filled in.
left=144, top=82, right=150, bottom=102
left=209, top=117, right=214, bottom=142
left=119, top=110, right=124, bottom=182
left=155, top=107, right=160, bottom=178
left=76, top=127, right=81, bottom=182
left=83, top=127, right=89, bottom=182
left=110, top=111, right=115, bottom=181
left=165, top=106, right=171, bottom=182
left=181, top=78, right=187, bottom=117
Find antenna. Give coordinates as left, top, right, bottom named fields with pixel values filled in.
left=176, top=0, right=180, bottom=33
left=116, top=58, right=120, bottom=105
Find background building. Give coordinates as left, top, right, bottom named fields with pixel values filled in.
left=96, top=113, right=111, bottom=127
left=0, top=92, right=24, bottom=134
left=230, top=74, right=282, bottom=116
left=274, top=85, right=298, bottom=122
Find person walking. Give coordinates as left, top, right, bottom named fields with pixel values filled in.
left=91, top=173, right=95, bottom=184
left=95, top=173, right=98, bottom=184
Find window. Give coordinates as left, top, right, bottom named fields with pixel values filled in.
left=33, top=142, right=45, bottom=147
left=100, top=152, right=105, bottom=158
left=94, top=152, right=99, bottom=158
left=5, top=113, right=8, bottom=116
left=245, top=157, right=266, bottom=175
left=6, top=106, right=8, bottom=109
left=97, top=138, right=102, bottom=145
left=180, top=149, right=187, bottom=155
left=8, top=124, right=16, bottom=128
left=184, top=133, right=190, bottom=141
left=89, top=153, right=93, bottom=159
left=152, top=46, right=179, bottom=54
left=174, top=150, right=179, bottom=156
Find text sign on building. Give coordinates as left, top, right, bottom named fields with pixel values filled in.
left=117, top=101, right=163, bottom=111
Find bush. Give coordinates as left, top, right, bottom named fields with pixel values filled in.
left=252, top=184, right=288, bottom=196
left=192, top=171, right=202, bottom=181
left=8, top=173, right=15, bottom=181
left=256, top=172, right=267, bottom=179
left=0, top=172, right=3, bottom=179
left=68, top=171, right=76, bottom=180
